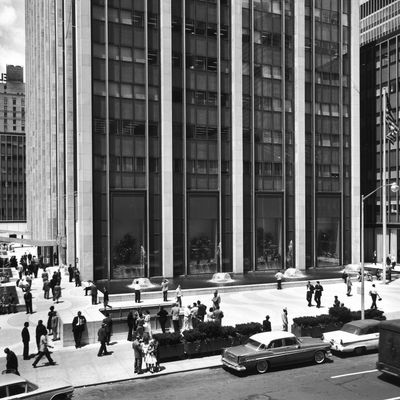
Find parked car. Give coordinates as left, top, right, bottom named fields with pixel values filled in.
left=322, top=319, right=381, bottom=355
left=221, top=331, right=332, bottom=374
left=0, top=373, right=74, bottom=399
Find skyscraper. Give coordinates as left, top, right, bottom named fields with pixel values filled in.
left=26, top=0, right=360, bottom=281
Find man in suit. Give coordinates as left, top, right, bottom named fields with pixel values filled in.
left=97, top=323, right=108, bottom=357
left=24, top=289, right=33, bottom=314
left=72, top=311, right=86, bottom=348
left=35, top=320, right=47, bottom=352
left=102, top=312, right=113, bottom=345
left=21, top=322, right=30, bottom=360
left=91, top=283, right=98, bottom=305
left=132, top=335, right=143, bottom=374
left=262, top=315, right=271, bottom=332
left=4, top=348, right=19, bottom=375
left=314, top=281, right=323, bottom=308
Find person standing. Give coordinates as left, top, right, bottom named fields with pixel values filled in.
left=24, top=289, right=33, bottom=314
left=35, top=320, right=47, bottom=352
left=161, top=278, right=169, bottom=302
left=127, top=311, right=135, bottom=341
left=373, top=250, right=377, bottom=265
left=43, top=279, right=50, bottom=300
left=103, top=287, right=112, bottom=309
left=51, top=311, right=60, bottom=341
left=53, top=283, right=61, bottom=304
left=171, top=302, right=180, bottom=333
left=21, top=322, right=30, bottom=360
left=183, top=305, right=192, bottom=331
left=333, top=295, right=341, bottom=307
left=262, top=315, right=272, bottom=332
left=346, top=275, right=352, bottom=296
left=132, top=335, right=143, bottom=374
left=369, top=284, right=381, bottom=309
left=175, top=284, right=182, bottom=307
left=68, top=264, right=74, bottom=283
left=134, top=280, right=141, bottom=303
left=212, top=308, right=224, bottom=326
left=157, top=306, right=168, bottom=333
left=74, top=269, right=81, bottom=287
left=32, top=334, right=55, bottom=368
left=97, top=323, right=108, bottom=357
left=314, top=281, right=323, bottom=308
left=306, top=281, right=314, bottom=307
left=103, top=312, right=113, bottom=345
left=47, top=306, right=56, bottom=335
left=4, top=348, right=19, bottom=375
left=275, top=270, right=284, bottom=290
left=212, top=290, right=221, bottom=310
left=281, top=308, right=288, bottom=331
left=72, top=311, right=87, bottom=348
left=91, top=283, right=98, bottom=305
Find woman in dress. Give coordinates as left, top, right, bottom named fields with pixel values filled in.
left=141, top=335, right=150, bottom=372
left=145, top=338, right=158, bottom=373
left=143, top=310, right=152, bottom=338
left=47, top=306, right=56, bottom=335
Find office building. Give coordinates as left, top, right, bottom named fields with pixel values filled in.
left=26, top=0, right=360, bottom=281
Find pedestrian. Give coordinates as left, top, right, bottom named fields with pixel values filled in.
left=41, top=269, right=49, bottom=283
left=74, top=269, right=81, bottom=287
left=183, top=305, right=192, bottom=331
left=333, top=295, right=340, bottom=307
left=161, top=278, right=169, bottom=302
left=52, top=311, right=60, bottom=341
left=127, top=311, right=135, bottom=341
left=103, top=287, right=112, bottom=309
left=91, top=283, right=98, bottom=305
left=314, top=281, right=323, bottom=308
left=153, top=338, right=160, bottom=372
left=262, top=315, right=271, bottom=332
left=275, top=270, right=284, bottom=290
left=212, top=290, right=221, bottom=310
left=53, top=283, right=61, bottom=303
left=157, top=306, right=168, bottom=333
left=171, top=302, right=180, bottom=333
left=191, top=302, right=199, bottom=329
left=134, top=280, right=141, bottom=303
left=21, top=322, right=30, bottom=360
left=102, top=312, right=113, bottom=345
left=369, top=284, right=381, bottom=309
left=373, top=250, right=377, bottom=265
left=341, top=270, right=348, bottom=283
left=68, top=264, right=74, bottom=282
left=387, top=266, right=392, bottom=282
left=136, top=310, right=145, bottom=338
left=281, top=308, right=288, bottom=331
left=212, top=307, right=224, bottom=326
left=97, top=323, right=108, bottom=357
left=4, top=348, right=19, bottom=375
left=24, top=289, right=33, bottom=314
left=346, top=275, right=352, bottom=296
left=146, top=338, right=157, bottom=373
left=43, top=279, right=50, bottom=299
left=197, top=300, right=206, bottom=322
left=132, top=335, right=143, bottom=374
left=175, top=284, right=182, bottom=307
left=47, top=306, right=56, bottom=335
left=306, top=281, right=314, bottom=307
left=26, top=274, right=32, bottom=290
left=32, top=334, right=55, bottom=368
left=35, top=320, right=47, bottom=352
left=72, top=311, right=87, bottom=348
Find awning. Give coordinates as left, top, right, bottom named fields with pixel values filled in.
left=0, top=236, right=57, bottom=246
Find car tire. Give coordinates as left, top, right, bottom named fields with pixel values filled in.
left=256, top=360, right=270, bottom=374
left=354, top=347, right=366, bottom=356
left=314, top=350, right=326, bottom=364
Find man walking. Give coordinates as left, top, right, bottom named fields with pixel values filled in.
left=275, top=270, right=284, bottom=290
left=32, top=334, right=55, bottom=368
left=281, top=308, right=288, bottom=331
left=21, top=322, right=30, bottom=360
left=171, top=302, right=180, bottom=333
left=24, top=289, right=33, bottom=314
left=132, top=335, right=143, bottom=374
left=103, top=287, right=112, bottom=309
left=306, top=281, right=314, bottom=307
left=369, top=284, right=381, bottom=309
left=72, top=311, right=86, bottom=348
left=35, top=320, right=47, bottom=352
left=4, top=348, right=19, bottom=375
left=314, top=281, right=323, bottom=308
left=97, top=323, right=108, bottom=357
left=161, top=278, right=169, bottom=302
left=102, top=312, right=113, bottom=345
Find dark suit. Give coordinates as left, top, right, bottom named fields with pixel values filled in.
left=102, top=316, right=113, bottom=345
left=21, top=327, right=30, bottom=360
left=97, top=327, right=108, bottom=356
left=24, top=291, right=33, bottom=314
left=72, top=315, right=87, bottom=348
left=35, top=324, right=47, bottom=351
left=6, top=350, right=19, bottom=375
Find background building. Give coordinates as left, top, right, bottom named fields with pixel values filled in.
left=26, top=0, right=360, bottom=281
left=0, top=65, right=26, bottom=235
left=360, top=0, right=400, bottom=263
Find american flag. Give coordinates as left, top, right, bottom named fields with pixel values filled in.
left=386, top=94, right=400, bottom=145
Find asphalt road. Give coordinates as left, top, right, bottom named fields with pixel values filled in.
left=75, top=353, right=400, bottom=400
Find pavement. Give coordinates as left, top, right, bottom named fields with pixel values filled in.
left=0, top=264, right=400, bottom=388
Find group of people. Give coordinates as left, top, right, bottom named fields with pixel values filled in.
left=305, top=281, right=324, bottom=308
left=132, top=334, right=160, bottom=374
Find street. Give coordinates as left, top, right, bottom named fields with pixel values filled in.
left=75, top=353, right=400, bottom=400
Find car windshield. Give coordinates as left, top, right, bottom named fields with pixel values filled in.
left=246, top=339, right=263, bottom=349
left=341, top=324, right=361, bottom=335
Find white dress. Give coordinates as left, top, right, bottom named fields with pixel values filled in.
left=143, top=314, right=152, bottom=337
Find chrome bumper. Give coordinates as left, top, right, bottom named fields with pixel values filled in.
left=221, top=357, right=247, bottom=371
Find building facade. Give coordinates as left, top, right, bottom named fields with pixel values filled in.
left=0, top=65, right=26, bottom=225
left=361, top=0, right=400, bottom=263
left=26, top=0, right=360, bottom=281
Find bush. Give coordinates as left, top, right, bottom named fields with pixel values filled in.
left=182, top=329, right=206, bottom=343
left=221, top=325, right=237, bottom=338
left=196, top=321, right=224, bottom=339
left=329, top=306, right=352, bottom=323
left=235, top=322, right=263, bottom=336
left=350, top=309, right=386, bottom=321
left=153, top=332, right=182, bottom=346
left=293, top=316, right=321, bottom=327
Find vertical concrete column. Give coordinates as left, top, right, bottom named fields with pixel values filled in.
left=75, top=1, right=94, bottom=280
left=231, top=2, right=244, bottom=274
left=294, top=2, right=306, bottom=270
left=350, top=2, right=361, bottom=265
left=160, top=0, right=174, bottom=278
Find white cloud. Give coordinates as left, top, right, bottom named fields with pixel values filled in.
left=0, top=0, right=25, bottom=75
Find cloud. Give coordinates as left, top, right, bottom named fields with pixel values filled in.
left=0, top=0, right=25, bottom=75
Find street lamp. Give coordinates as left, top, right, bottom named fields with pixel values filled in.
left=361, top=181, right=399, bottom=319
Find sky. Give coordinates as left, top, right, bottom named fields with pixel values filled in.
left=0, top=0, right=25, bottom=75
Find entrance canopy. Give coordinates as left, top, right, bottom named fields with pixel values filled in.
left=0, top=235, right=57, bottom=246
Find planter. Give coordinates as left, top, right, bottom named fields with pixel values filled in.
left=158, top=343, right=185, bottom=361
left=292, top=322, right=343, bottom=338
left=184, top=337, right=235, bottom=357
left=291, top=324, right=313, bottom=337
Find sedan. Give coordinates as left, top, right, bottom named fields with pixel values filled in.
left=322, top=319, right=381, bottom=355
left=222, top=331, right=332, bottom=374
left=0, top=373, right=74, bottom=399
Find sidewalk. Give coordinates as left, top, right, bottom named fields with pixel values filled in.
left=0, top=265, right=399, bottom=388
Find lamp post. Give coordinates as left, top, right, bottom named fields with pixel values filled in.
left=361, top=181, right=399, bottom=319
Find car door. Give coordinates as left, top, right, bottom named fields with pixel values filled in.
left=267, top=339, right=287, bottom=365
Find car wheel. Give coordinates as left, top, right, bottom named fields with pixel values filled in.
left=256, top=360, right=270, bottom=374
left=314, top=350, right=326, bottom=364
left=354, top=347, right=366, bottom=356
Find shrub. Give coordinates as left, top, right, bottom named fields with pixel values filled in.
left=153, top=332, right=182, bottom=346
left=350, top=309, right=386, bottom=321
left=293, top=316, right=320, bottom=327
left=221, top=325, right=237, bottom=338
left=329, top=306, right=352, bottom=323
left=196, top=321, right=224, bottom=339
left=182, top=329, right=206, bottom=343
left=235, top=322, right=263, bottom=336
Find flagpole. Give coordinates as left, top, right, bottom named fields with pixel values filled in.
left=382, top=89, right=387, bottom=283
